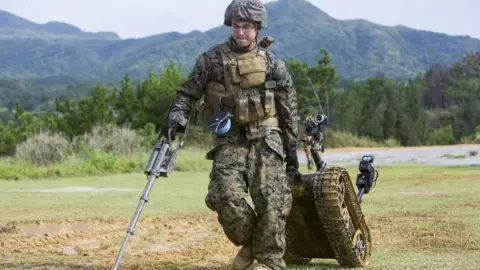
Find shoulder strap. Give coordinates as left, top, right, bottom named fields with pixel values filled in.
left=219, top=41, right=236, bottom=93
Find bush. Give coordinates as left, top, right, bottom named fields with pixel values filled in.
left=15, top=131, right=72, bottom=166
left=427, top=126, right=455, bottom=145
left=137, top=122, right=158, bottom=148
left=75, top=124, right=145, bottom=156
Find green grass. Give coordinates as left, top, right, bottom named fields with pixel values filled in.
left=0, top=165, right=479, bottom=269
left=0, top=171, right=212, bottom=224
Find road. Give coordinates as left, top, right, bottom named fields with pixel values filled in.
left=298, top=144, right=480, bottom=166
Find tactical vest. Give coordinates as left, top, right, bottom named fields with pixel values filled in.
left=202, top=39, right=279, bottom=139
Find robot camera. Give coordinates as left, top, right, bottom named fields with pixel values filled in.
left=314, top=114, right=328, bottom=125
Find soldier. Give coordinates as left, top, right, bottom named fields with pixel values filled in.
left=301, top=132, right=313, bottom=170
left=302, top=115, right=327, bottom=171
left=161, top=1, right=299, bottom=269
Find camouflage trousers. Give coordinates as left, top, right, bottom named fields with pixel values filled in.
left=304, top=144, right=312, bottom=169
left=302, top=136, right=313, bottom=169
left=205, top=131, right=293, bottom=270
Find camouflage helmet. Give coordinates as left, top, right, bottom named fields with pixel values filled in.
left=224, top=0, right=267, bottom=29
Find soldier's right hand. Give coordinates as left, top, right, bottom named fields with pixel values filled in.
left=162, top=119, right=181, bottom=141
left=286, top=150, right=299, bottom=171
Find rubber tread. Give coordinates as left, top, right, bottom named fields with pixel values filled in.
left=312, top=167, right=372, bottom=267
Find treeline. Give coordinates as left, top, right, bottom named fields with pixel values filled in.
left=0, top=76, right=114, bottom=116
left=0, top=50, right=479, bottom=156
left=289, top=50, right=480, bottom=146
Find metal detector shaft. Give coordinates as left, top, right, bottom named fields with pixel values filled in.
left=112, top=174, right=156, bottom=269
left=112, top=141, right=169, bottom=269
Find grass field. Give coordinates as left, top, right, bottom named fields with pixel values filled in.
left=1, top=164, right=479, bottom=269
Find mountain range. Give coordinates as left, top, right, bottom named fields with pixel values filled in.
left=1, top=0, right=480, bottom=82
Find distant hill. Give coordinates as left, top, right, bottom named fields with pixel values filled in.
left=1, top=0, right=480, bottom=82
left=0, top=9, right=120, bottom=40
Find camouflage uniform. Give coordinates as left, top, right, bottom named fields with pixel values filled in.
left=301, top=134, right=313, bottom=170
left=302, top=115, right=327, bottom=171
left=163, top=2, right=298, bottom=269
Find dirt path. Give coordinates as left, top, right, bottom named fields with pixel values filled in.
left=2, top=208, right=477, bottom=269
left=0, top=212, right=239, bottom=269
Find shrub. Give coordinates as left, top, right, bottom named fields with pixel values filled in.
left=15, top=131, right=72, bottom=166
left=427, top=126, right=455, bottom=145
left=76, top=124, right=145, bottom=156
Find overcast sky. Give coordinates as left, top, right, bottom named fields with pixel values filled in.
left=1, top=0, right=478, bottom=39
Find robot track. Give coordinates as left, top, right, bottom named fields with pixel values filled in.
left=284, top=167, right=372, bottom=267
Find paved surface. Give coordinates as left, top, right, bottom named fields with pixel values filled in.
left=298, top=144, right=480, bottom=166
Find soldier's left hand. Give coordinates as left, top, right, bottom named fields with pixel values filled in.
left=162, top=119, right=181, bottom=141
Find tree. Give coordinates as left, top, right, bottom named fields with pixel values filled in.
left=307, top=49, right=340, bottom=117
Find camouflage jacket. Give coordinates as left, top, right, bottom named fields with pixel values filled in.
left=167, top=37, right=299, bottom=154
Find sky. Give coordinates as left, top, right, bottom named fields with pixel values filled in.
left=1, top=0, right=478, bottom=40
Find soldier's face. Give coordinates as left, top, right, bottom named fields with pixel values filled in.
left=231, top=20, right=258, bottom=48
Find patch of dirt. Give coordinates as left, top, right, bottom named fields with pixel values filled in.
left=465, top=202, right=480, bottom=208
left=3, top=207, right=478, bottom=269
left=0, top=212, right=238, bottom=269
left=367, top=211, right=478, bottom=252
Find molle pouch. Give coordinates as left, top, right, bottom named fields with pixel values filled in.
left=237, top=56, right=267, bottom=89
left=203, top=81, right=229, bottom=123
left=247, top=89, right=265, bottom=120
left=205, top=81, right=228, bottom=109
left=198, top=101, right=212, bottom=124
left=234, top=90, right=249, bottom=124
left=263, top=89, right=276, bottom=117
left=228, top=61, right=241, bottom=84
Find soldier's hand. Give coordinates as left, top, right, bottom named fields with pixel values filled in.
left=286, top=150, right=299, bottom=171
left=162, top=119, right=181, bottom=141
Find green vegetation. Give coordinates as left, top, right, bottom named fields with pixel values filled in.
left=0, top=123, right=212, bottom=180
left=0, top=123, right=399, bottom=181
left=0, top=49, right=479, bottom=171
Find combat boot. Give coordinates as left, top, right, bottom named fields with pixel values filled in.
left=232, top=246, right=254, bottom=269
left=252, top=263, right=272, bottom=270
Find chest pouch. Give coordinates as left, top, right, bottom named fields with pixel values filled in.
left=229, top=53, right=267, bottom=89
